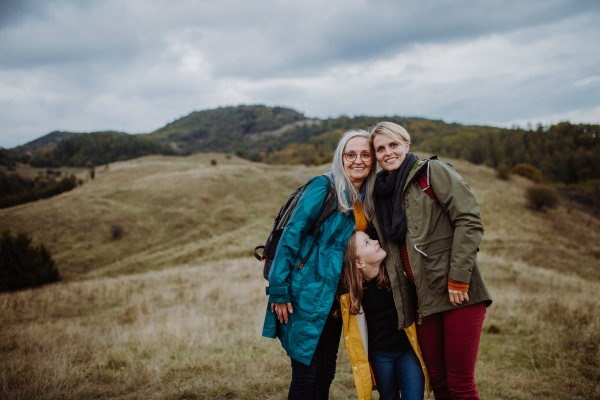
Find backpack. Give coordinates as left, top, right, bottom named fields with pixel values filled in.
left=416, top=157, right=479, bottom=253
left=416, top=156, right=454, bottom=199
left=254, top=173, right=337, bottom=281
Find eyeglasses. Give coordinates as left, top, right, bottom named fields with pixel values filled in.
left=343, top=151, right=372, bottom=162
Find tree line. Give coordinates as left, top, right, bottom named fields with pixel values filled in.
left=417, top=122, right=600, bottom=184
left=29, top=131, right=175, bottom=168
left=6, top=108, right=599, bottom=187
left=0, top=169, right=77, bottom=209
left=260, top=117, right=600, bottom=185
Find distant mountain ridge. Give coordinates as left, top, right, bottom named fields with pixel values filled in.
left=11, top=131, right=80, bottom=154
left=146, top=105, right=306, bottom=154
left=7, top=105, right=600, bottom=186
left=9, top=105, right=307, bottom=156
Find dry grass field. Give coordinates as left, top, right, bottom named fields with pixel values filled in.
left=1, top=153, right=599, bottom=399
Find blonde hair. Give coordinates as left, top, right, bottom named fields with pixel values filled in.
left=370, top=121, right=411, bottom=146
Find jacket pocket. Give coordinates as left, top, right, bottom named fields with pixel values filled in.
left=290, top=259, right=314, bottom=296
left=415, top=236, right=453, bottom=294
left=418, top=236, right=453, bottom=256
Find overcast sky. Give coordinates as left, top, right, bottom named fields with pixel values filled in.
left=1, top=0, right=599, bottom=148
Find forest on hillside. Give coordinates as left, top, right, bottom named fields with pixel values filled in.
left=147, top=105, right=305, bottom=153
left=7, top=106, right=600, bottom=188
left=418, top=122, right=600, bottom=184
left=0, top=169, right=77, bottom=209
left=262, top=117, right=600, bottom=185
left=28, top=131, right=175, bottom=168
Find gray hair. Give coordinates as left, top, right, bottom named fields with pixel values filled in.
left=330, top=130, right=376, bottom=219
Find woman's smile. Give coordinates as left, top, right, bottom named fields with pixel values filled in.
left=343, top=136, right=373, bottom=189
left=373, top=134, right=410, bottom=172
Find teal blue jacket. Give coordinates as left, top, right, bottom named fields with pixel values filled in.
left=262, top=175, right=356, bottom=365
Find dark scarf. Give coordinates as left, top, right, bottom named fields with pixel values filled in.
left=374, top=153, right=419, bottom=245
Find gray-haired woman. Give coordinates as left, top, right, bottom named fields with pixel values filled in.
left=262, top=130, right=376, bottom=399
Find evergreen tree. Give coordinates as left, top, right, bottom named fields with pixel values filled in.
left=0, top=231, right=59, bottom=292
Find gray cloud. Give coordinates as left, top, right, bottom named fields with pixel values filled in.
left=1, top=0, right=599, bottom=147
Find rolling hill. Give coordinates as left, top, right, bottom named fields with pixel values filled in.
left=146, top=104, right=309, bottom=154
left=1, top=153, right=599, bottom=399
left=9, top=106, right=600, bottom=190
left=10, top=130, right=80, bottom=155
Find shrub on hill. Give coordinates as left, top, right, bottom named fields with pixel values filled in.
left=557, top=180, right=600, bottom=216
left=0, top=170, right=77, bottom=209
left=525, top=184, right=559, bottom=211
left=29, top=131, right=175, bottom=167
left=512, top=163, right=544, bottom=182
left=110, top=224, right=124, bottom=240
left=496, top=165, right=511, bottom=180
left=0, top=230, right=59, bottom=292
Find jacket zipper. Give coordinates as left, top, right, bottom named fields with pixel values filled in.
left=403, top=161, right=429, bottom=325
left=388, top=242, right=407, bottom=329
left=407, top=245, right=423, bottom=325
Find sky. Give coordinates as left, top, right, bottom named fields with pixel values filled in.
left=1, top=0, right=599, bottom=148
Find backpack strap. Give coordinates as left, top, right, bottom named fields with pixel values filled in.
left=254, top=246, right=264, bottom=262
left=254, top=189, right=300, bottom=262
left=297, top=174, right=337, bottom=269
left=417, top=160, right=437, bottom=199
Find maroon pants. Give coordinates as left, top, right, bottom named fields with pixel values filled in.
left=416, top=302, right=486, bottom=400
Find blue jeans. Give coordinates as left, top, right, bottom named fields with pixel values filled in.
left=369, top=348, right=425, bottom=400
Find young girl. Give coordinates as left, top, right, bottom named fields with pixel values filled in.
left=336, top=230, right=431, bottom=400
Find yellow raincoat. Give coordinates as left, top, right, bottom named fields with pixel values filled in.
left=340, top=294, right=432, bottom=400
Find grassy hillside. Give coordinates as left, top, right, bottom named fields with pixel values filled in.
left=1, top=154, right=599, bottom=399
left=0, top=153, right=326, bottom=280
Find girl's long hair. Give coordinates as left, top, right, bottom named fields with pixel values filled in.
left=332, top=231, right=391, bottom=318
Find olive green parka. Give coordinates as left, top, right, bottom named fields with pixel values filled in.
left=373, top=156, right=492, bottom=328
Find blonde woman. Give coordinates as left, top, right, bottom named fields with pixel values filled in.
left=370, top=122, right=492, bottom=400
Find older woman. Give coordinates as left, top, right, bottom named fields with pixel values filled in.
left=262, top=130, right=376, bottom=399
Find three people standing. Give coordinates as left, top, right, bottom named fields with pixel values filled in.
left=263, top=122, right=492, bottom=400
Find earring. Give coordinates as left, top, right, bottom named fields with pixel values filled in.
left=362, top=267, right=366, bottom=271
